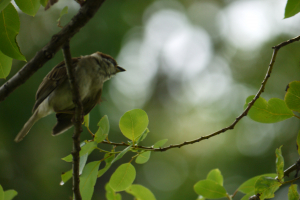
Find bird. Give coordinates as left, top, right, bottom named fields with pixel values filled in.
left=15, top=52, right=125, bottom=142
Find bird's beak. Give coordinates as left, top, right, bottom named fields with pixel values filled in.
left=116, top=66, right=126, bottom=73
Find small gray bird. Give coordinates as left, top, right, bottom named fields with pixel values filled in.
left=15, top=52, right=125, bottom=142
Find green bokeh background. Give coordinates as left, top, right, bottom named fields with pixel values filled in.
left=1, top=0, right=300, bottom=199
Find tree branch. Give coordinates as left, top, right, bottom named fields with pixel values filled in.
left=62, top=41, right=83, bottom=200
left=102, top=35, right=300, bottom=152
left=0, top=0, right=106, bottom=103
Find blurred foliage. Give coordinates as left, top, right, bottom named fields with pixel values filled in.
left=1, top=0, right=300, bottom=199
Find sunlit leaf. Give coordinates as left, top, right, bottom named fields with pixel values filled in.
left=238, top=173, right=277, bottom=194
left=255, top=177, right=281, bottom=200
left=0, top=0, right=10, bottom=13
left=0, top=3, right=26, bottom=61
left=95, top=115, right=109, bottom=143
left=136, top=128, right=149, bottom=144
left=153, top=139, right=168, bottom=148
left=119, top=109, right=148, bottom=141
left=0, top=185, right=4, bottom=200
left=275, top=146, right=284, bottom=182
left=109, top=163, right=136, bottom=191
left=241, top=192, right=254, bottom=200
left=83, top=114, right=89, bottom=128
left=15, top=0, right=40, bottom=16
left=244, top=95, right=293, bottom=123
left=4, top=189, right=17, bottom=200
left=60, top=169, right=72, bottom=185
left=105, top=184, right=122, bottom=200
left=206, top=169, right=223, bottom=186
left=194, top=180, right=227, bottom=199
left=125, top=184, right=156, bottom=200
left=288, top=184, right=299, bottom=200
left=284, top=0, right=300, bottom=18
left=62, top=141, right=97, bottom=162
left=285, top=81, right=300, bottom=113
left=111, top=145, right=132, bottom=164
left=80, top=161, right=100, bottom=200
left=0, top=50, right=12, bottom=79
left=98, top=153, right=114, bottom=177
left=135, top=151, right=151, bottom=164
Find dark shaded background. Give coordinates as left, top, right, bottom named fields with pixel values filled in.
left=1, top=0, right=300, bottom=199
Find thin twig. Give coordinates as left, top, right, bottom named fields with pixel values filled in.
left=0, top=0, right=106, bottom=103
left=62, top=41, right=83, bottom=200
left=101, top=35, right=300, bottom=152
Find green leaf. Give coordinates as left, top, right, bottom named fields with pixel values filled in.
left=119, top=109, right=149, bottom=141
left=244, top=95, right=293, bottom=123
left=275, top=146, right=284, bottom=182
left=136, top=128, right=149, bottom=144
left=241, top=192, right=254, bottom=200
left=135, top=151, right=151, bottom=164
left=57, top=6, right=68, bottom=22
left=153, top=139, right=168, bottom=148
left=284, top=0, right=300, bottom=18
left=60, top=169, right=72, bottom=185
left=0, top=0, right=10, bottom=13
left=194, top=180, right=227, bottom=199
left=80, top=161, right=101, bottom=200
left=14, top=0, right=40, bottom=16
left=297, top=131, right=300, bottom=156
left=0, top=50, right=12, bottom=79
left=105, top=183, right=122, bottom=200
left=83, top=114, right=89, bottom=128
left=4, top=190, right=17, bottom=200
left=111, top=145, right=132, bottom=164
left=62, top=141, right=97, bottom=162
left=40, top=0, right=48, bottom=7
left=79, top=153, right=88, bottom=175
left=254, top=177, right=281, bottom=200
left=0, top=185, right=4, bottom=200
left=98, top=153, right=115, bottom=177
left=0, top=3, right=26, bottom=61
left=238, top=174, right=277, bottom=194
left=95, top=115, right=110, bottom=143
left=125, top=184, right=156, bottom=200
left=285, top=81, right=300, bottom=113
left=206, top=169, right=223, bottom=186
left=109, top=163, right=136, bottom=192
left=288, top=184, right=299, bottom=200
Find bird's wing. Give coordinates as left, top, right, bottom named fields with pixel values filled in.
left=81, top=88, right=102, bottom=115
left=32, top=57, right=81, bottom=113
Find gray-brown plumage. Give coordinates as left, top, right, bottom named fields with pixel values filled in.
left=15, top=52, right=125, bottom=142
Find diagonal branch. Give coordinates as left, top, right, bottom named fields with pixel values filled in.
left=62, top=41, right=83, bottom=200
left=0, top=0, right=106, bottom=103
left=101, top=35, right=300, bottom=152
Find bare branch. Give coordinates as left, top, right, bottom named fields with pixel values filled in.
left=62, top=41, right=83, bottom=200
left=0, top=0, right=106, bottom=103
left=101, top=35, right=300, bottom=152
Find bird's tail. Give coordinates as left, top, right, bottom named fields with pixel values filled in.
left=15, top=112, right=40, bottom=142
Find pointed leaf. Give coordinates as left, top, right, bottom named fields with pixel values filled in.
left=57, top=6, right=68, bottom=22
left=0, top=185, right=4, bottom=200
left=153, top=139, right=168, bottom=148
left=136, top=128, right=149, bottom=144
left=40, top=0, right=48, bottom=7
left=135, top=151, right=151, bottom=164
left=194, top=180, right=227, bottom=199
left=238, top=174, right=277, bottom=194
left=105, top=184, right=122, bottom=200
left=255, top=177, right=281, bottom=200
left=83, top=114, right=89, bottom=128
left=244, top=95, right=293, bottom=123
left=4, top=189, right=17, bottom=200
left=119, top=109, right=148, bottom=141
left=275, top=146, right=284, bottom=182
left=285, top=0, right=300, bottom=18
left=80, top=161, right=101, bottom=200
left=125, top=184, right=156, bottom=200
left=14, top=0, right=40, bottom=16
left=98, top=153, right=114, bottom=177
left=111, top=145, right=132, bottom=164
left=62, top=141, right=97, bottom=162
left=109, top=163, right=136, bottom=191
left=285, top=81, right=300, bottom=113
left=206, top=169, right=223, bottom=186
left=60, top=169, right=72, bottom=185
left=0, top=50, right=12, bottom=79
left=79, top=153, right=88, bottom=175
left=288, top=184, right=299, bottom=200
left=95, top=115, right=109, bottom=143
left=0, top=0, right=10, bottom=13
